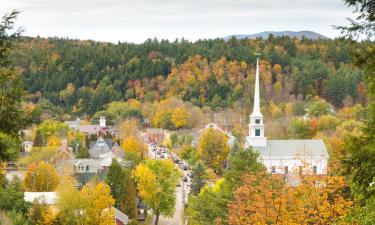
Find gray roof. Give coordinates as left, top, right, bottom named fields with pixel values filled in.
left=90, top=137, right=112, bottom=158
left=114, top=207, right=129, bottom=224
left=69, top=159, right=104, bottom=173
left=111, top=143, right=125, bottom=158
left=68, top=158, right=132, bottom=173
left=250, top=139, right=329, bottom=158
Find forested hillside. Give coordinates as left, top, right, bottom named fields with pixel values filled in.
left=11, top=36, right=369, bottom=116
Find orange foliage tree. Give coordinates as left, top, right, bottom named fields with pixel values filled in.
left=228, top=173, right=352, bottom=225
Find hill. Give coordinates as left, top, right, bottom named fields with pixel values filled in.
left=224, top=31, right=329, bottom=40
left=10, top=36, right=365, bottom=117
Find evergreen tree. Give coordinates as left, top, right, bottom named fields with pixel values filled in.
left=328, top=73, right=346, bottom=107
left=105, top=159, right=137, bottom=219
left=76, top=146, right=90, bottom=159
left=190, top=161, right=207, bottom=195
left=33, top=129, right=44, bottom=147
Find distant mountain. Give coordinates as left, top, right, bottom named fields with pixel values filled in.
left=224, top=31, right=329, bottom=40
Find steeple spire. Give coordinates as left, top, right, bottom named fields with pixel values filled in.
left=245, top=57, right=267, bottom=148
left=252, top=58, right=261, bottom=116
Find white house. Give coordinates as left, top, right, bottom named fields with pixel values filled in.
left=244, top=59, right=329, bottom=175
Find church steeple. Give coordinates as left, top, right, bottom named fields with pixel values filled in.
left=246, top=58, right=267, bottom=147
left=252, top=58, right=262, bottom=117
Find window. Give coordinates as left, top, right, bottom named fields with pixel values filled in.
left=271, top=166, right=276, bottom=173
left=313, top=166, right=317, bottom=174
left=255, top=119, right=260, bottom=124
left=284, top=166, right=288, bottom=174
left=255, top=129, right=261, bottom=136
left=299, top=166, right=303, bottom=175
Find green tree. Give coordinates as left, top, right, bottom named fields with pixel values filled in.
left=187, top=149, right=262, bottom=225
left=0, top=132, right=21, bottom=162
left=307, top=99, right=331, bottom=117
left=288, top=117, right=311, bottom=139
left=190, top=161, right=207, bottom=195
left=105, top=159, right=137, bottom=219
left=76, top=146, right=90, bottom=159
left=0, top=176, right=30, bottom=214
left=0, top=11, right=26, bottom=162
left=134, top=159, right=181, bottom=225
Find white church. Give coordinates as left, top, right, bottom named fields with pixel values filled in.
left=244, top=59, right=329, bottom=175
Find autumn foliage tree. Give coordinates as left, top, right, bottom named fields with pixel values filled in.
left=228, top=173, right=352, bottom=225
left=134, top=159, right=181, bottom=225
left=57, top=180, right=115, bottom=225
left=23, top=161, right=59, bottom=192
left=198, top=128, right=229, bottom=174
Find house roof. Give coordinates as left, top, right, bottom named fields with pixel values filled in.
left=114, top=207, right=129, bottom=224
left=90, top=137, right=112, bottom=158
left=68, top=158, right=132, bottom=173
left=24, top=192, right=57, bottom=205
left=146, top=128, right=164, bottom=134
left=249, top=139, right=329, bottom=159
left=69, top=159, right=104, bottom=173
left=111, top=142, right=125, bottom=158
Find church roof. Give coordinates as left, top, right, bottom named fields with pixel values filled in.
left=249, top=139, right=329, bottom=159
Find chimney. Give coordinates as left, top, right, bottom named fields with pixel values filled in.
left=99, top=116, right=106, bottom=127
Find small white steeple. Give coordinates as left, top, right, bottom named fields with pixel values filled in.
left=247, top=58, right=267, bottom=147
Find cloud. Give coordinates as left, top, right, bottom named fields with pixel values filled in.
left=0, top=0, right=355, bottom=43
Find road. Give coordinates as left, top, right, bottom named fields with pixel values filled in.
left=148, top=145, right=189, bottom=225
left=153, top=183, right=184, bottom=225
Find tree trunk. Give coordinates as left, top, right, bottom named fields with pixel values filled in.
left=154, top=213, right=160, bottom=225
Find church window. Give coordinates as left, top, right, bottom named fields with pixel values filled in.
left=313, top=166, right=317, bottom=174
left=271, top=166, right=276, bottom=173
left=284, top=166, right=288, bottom=174
left=255, top=119, right=260, bottom=124
left=255, top=129, right=261, bottom=136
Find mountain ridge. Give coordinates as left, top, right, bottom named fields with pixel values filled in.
left=224, top=31, right=329, bottom=40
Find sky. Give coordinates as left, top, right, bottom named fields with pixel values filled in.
left=0, top=0, right=356, bottom=43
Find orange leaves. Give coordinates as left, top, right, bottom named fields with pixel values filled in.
left=23, top=161, right=59, bottom=192
left=228, top=173, right=352, bottom=225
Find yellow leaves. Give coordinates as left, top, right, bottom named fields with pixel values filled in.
left=47, top=135, right=61, bottom=147
left=57, top=181, right=115, bottom=225
left=23, top=161, right=59, bottom=192
left=171, top=107, right=189, bottom=129
left=81, top=182, right=115, bottom=225
left=133, top=163, right=158, bottom=201
left=122, top=135, right=146, bottom=159
left=134, top=160, right=181, bottom=217
left=198, top=128, right=229, bottom=174
left=268, top=101, right=282, bottom=120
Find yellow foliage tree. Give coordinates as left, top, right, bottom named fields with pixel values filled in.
left=81, top=182, right=116, bottom=225
left=47, top=135, right=61, bottom=147
left=171, top=107, right=189, bottom=129
left=57, top=180, right=115, bottom=225
left=134, top=160, right=181, bottom=225
left=23, top=161, right=59, bottom=191
left=198, top=128, right=229, bottom=174
left=122, top=136, right=146, bottom=160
